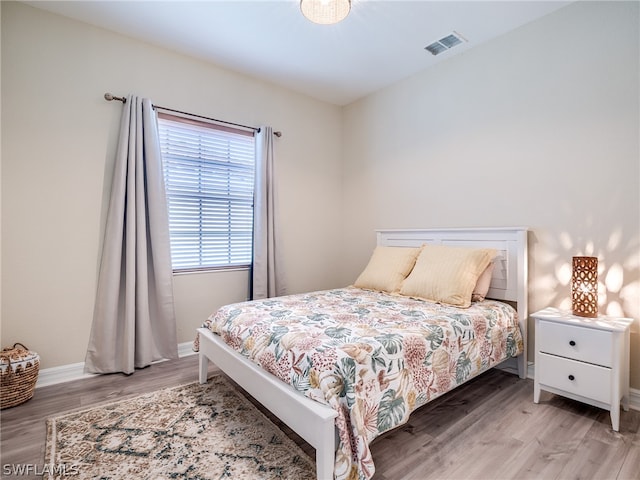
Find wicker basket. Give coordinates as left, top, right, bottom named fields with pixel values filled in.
left=1, top=343, right=40, bottom=409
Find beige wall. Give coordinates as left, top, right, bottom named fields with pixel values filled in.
left=1, top=2, right=343, bottom=368
left=342, top=1, right=640, bottom=388
left=2, top=1, right=639, bottom=391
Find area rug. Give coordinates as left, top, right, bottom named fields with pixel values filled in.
left=45, top=375, right=316, bottom=479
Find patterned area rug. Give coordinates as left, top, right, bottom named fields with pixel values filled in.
left=45, top=375, right=316, bottom=479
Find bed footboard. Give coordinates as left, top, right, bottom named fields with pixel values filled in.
left=197, top=327, right=338, bottom=480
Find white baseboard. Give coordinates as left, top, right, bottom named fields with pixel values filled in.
left=35, top=361, right=97, bottom=388
left=177, top=341, right=198, bottom=358
left=630, top=388, right=640, bottom=411
left=35, top=341, right=197, bottom=389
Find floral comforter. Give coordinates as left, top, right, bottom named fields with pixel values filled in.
left=199, top=287, right=523, bottom=480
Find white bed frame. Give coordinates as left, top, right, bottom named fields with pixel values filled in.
left=198, top=227, right=528, bottom=480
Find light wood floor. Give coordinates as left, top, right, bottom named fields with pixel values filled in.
left=1, top=355, right=638, bottom=479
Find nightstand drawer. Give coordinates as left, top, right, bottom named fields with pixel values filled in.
left=537, top=353, right=611, bottom=404
left=537, top=320, right=612, bottom=367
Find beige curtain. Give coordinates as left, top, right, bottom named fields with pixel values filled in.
left=85, top=95, right=178, bottom=374
left=252, top=126, right=286, bottom=299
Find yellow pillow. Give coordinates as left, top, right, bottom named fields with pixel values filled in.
left=354, top=246, right=422, bottom=293
left=399, top=244, right=496, bottom=308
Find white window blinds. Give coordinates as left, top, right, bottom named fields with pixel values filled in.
left=157, top=113, right=255, bottom=272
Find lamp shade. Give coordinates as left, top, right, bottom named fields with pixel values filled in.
left=300, top=0, right=351, bottom=25
left=571, top=256, right=598, bottom=317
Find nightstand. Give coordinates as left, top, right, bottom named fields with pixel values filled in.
left=532, top=307, right=633, bottom=431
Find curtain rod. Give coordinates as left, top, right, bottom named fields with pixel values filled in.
left=104, top=93, right=282, bottom=137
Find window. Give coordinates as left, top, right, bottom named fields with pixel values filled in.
left=157, top=113, right=255, bottom=272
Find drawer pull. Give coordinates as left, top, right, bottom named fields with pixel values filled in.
left=568, top=374, right=575, bottom=381
left=569, top=340, right=576, bottom=346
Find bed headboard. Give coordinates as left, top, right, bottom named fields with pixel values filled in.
left=376, top=227, right=529, bottom=378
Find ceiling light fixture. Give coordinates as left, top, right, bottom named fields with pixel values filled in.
left=300, top=0, right=351, bottom=25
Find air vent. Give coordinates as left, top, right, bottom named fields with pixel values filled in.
left=425, top=31, right=466, bottom=56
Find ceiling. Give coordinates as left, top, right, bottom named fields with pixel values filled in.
left=24, top=0, right=572, bottom=106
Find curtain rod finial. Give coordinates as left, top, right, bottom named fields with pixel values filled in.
left=104, top=93, right=126, bottom=103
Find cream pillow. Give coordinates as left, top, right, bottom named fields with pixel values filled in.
left=471, top=261, right=495, bottom=302
left=353, top=246, right=422, bottom=293
left=399, top=245, right=496, bottom=308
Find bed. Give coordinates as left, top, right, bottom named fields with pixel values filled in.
left=196, top=227, right=528, bottom=480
